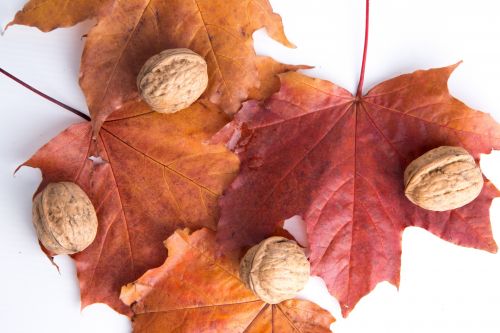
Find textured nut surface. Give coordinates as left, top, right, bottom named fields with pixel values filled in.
left=239, top=237, right=310, bottom=304
left=137, top=48, right=208, bottom=113
left=404, top=146, right=484, bottom=211
left=32, top=182, right=98, bottom=254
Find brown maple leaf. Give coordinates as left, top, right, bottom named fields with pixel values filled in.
left=249, top=57, right=313, bottom=101
left=9, top=0, right=299, bottom=134
left=21, top=100, right=239, bottom=315
left=215, top=65, right=500, bottom=317
left=120, top=228, right=335, bottom=332
left=7, top=0, right=107, bottom=32
left=77, top=0, right=295, bottom=133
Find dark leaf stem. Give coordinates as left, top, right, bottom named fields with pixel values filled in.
left=356, top=0, right=369, bottom=98
left=0, top=67, right=90, bottom=121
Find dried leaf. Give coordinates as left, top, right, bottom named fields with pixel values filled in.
left=249, top=57, right=312, bottom=101
left=120, top=228, right=334, bottom=332
left=216, top=65, right=500, bottom=316
left=7, top=0, right=107, bottom=32
left=78, top=0, right=295, bottom=133
left=23, top=100, right=239, bottom=314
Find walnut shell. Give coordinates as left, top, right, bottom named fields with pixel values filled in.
left=239, top=237, right=310, bottom=304
left=404, top=146, right=484, bottom=211
left=32, top=182, right=98, bottom=255
left=137, top=48, right=208, bottom=113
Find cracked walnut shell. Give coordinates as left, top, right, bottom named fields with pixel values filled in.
left=137, top=48, right=208, bottom=113
left=404, top=146, right=484, bottom=211
left=32, top=182, right=98, bottom=255
left=239, top=237, right=310, bottom=304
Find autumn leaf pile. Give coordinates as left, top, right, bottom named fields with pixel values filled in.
left=8, top=0, right=500, bottom=332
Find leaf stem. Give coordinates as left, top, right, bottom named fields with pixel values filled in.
left=356, top=0, right=369, bottom=98
left=0, top=67, right=90, bottom=121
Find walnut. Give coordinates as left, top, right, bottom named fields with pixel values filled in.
left=32, top=182, right=98, bottom=255
left=137, top=48, right=208, bottom=113
left=404, top=146, right=484, bottom=211
left=239, top=237, right=310, bottom=304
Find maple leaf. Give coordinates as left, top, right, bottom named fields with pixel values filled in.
left=215, top=65, right=500, bottom=316
left=22, top=100, right=239, bottom=315
left=249, top=57, right=312, bottom=101
left=7, top=0, right=107, bottom=32
left=120, top=228, right=335, bottom=332
left=9, top=0, right=299, bottom=133
left=75, top=0, right=295, bottom=133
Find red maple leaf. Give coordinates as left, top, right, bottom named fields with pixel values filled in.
left=20, top=100, right=239, bottom=315
left=215, top=2, right=500, bottom=316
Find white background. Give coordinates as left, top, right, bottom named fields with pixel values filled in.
left=1, top=0, right=499, bottom=332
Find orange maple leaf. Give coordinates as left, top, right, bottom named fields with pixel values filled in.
left=121, top=228, right=335, bottom=332
left=22, top=100, right=239, bottom=314
left=8, top=0, right=106, bottom=32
